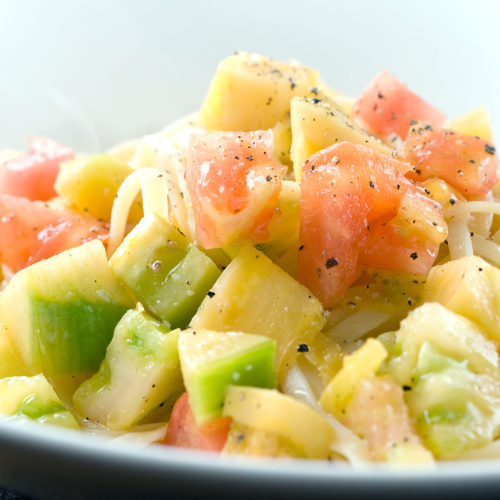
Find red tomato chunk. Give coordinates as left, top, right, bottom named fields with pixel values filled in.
left=298, top=142, right=446, bottom=307
left=0, top=137, right=74, bottom=201
left=0, top=195, right=108, bottom=272
left=186, top=130, right=286, bottom=249
left=164, top=393, right=231, bottom=452
left=353, top=70, right=446, bottom=140
left=403, top=125, right=498, bottom=196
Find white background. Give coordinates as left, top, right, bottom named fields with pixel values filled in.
left=0, top=0, right=499, bottom=151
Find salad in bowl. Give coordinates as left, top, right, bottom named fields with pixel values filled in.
left=0, top=51, right=498, bottom=466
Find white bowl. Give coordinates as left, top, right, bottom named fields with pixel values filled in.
left=0, top=0, right=499, bottom=498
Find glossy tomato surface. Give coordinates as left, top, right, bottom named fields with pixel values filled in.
left=186, top=130, right=285, bottom=248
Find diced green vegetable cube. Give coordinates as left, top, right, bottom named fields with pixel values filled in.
left=110, top=214, right=220, bottom=328
left=179, top=328, right=277, bottom=424
left=0, top=239, right=134, bottom=377
left=72, top=307, right=183, bottom=429
left=0, top=374, right=79, bottom=429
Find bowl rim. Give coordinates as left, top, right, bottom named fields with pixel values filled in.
left=0, top=418, right=498, bottom=484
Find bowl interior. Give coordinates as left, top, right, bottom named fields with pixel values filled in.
left=0, top=0, right=499, bottom=151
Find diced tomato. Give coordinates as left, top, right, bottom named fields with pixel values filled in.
left=403, top=124, right=498, bottom=196
left=0, top=195, right=108, bottom=272
left=186, top=130, right=286, bottom=249
left=298, top=142, right=446, bottom=307
left=164, top=393, right=232, bottom=452
left=0, top=137, right=74, bottom=201
left=353, top=70, right=446, bottom=140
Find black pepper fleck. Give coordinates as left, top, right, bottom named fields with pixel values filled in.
left=325, top=257, right=339, bottom=269
left=485, top=144, right=496, bottom=155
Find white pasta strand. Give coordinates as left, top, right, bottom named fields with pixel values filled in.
left=140, top=171, right=169, bottom=221
left=468, top=192, right=494, bottom=238
left=445, top=200, right=500, bottom=218
left=471, top=233, right=500, bottom=266
left=327, top=308, right=396, bottom=344
left=156, top=112, right=201, bottom=242
left=129, top=129, right=199, bottom=241
left=446, top=214, right=473, bottom=260
left=442, top=199, right=500, bottom=260
left=128, top=136, right=193, bottom=239
left=283, top=363, right=371, bottom=466
left=161, top=147, right=196, bottom=242
left=82, top=422, right=167, bottom=447
left=107, top=423, right=167, bottom=447
left=107, top=168, right=164, bottom=257
left=108, top=112, right=201, bottom=244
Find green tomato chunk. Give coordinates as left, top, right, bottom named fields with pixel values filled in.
left=179, top=328, right=277, bottom=424
left=73, top=307, right=183, bottom=430
left=0, top=239, right=134, bottom=377
left=0, top=374, right=79, bottom=429
left=110, top=214, right=221, bottom=328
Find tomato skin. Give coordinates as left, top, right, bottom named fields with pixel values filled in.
left=0, top=137, right=74, bottom=201
left=353, top=70, right=446, bottom=140
left=164, top=393, right=231, bottom=452
left=186, top=130, right=286, bottom=249
left=403, top=126, right=498, bottom=196
left=0, top=195, right=108, bottom=272
left=298, top=142, right=445, bottom=307
left=359, top=221, right=440, bottom=275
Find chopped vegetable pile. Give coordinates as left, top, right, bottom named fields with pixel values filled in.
left=1, top=51, right=500, bottom=465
